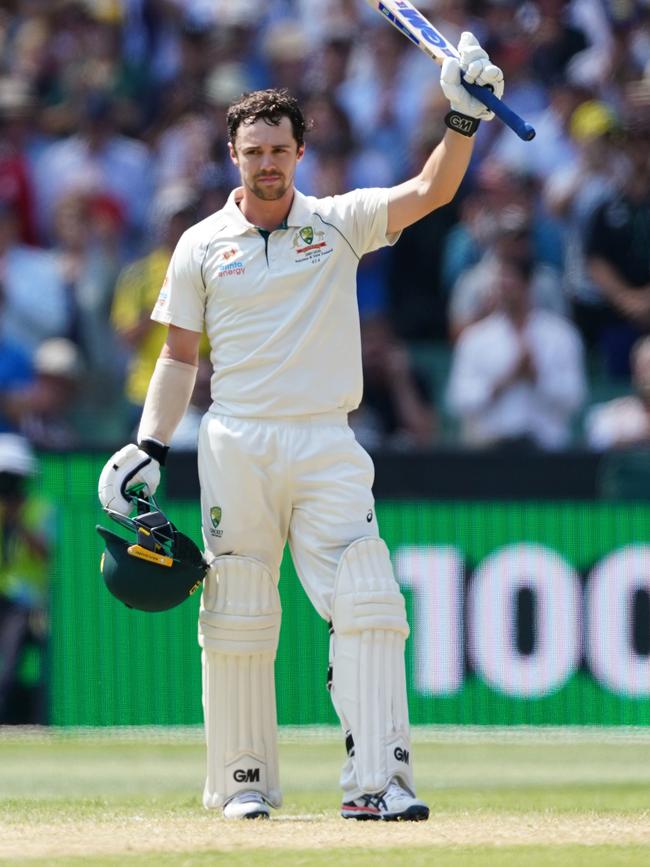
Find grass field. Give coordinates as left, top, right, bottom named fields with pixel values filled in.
left=2, top=726, right=650, bottom=866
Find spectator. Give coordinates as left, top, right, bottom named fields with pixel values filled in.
left=110, top=183, right=202, bottom=432
left=0, top=284, right=35, bottom=434
left=5, top=337, right=85, bottom=450
left=442, top=158, right=564, bottom=294
left=350, top=315, right=436, bottom=452
left=585, top=114, right=650, bottom=378
left=33, top=89, right=154, bottom=252
left=585, top=335, right=650, bottom=450
left=51, top=190, right=124, bottom=367
left=386, top=121, right=459, bottom=341
left=447, top=207, right=566, bottom=342
left=0, top=434, right=52, bottom=724
left=0, top=198, right=70, bottom=353
left=545, top=99, right=626, bottom=353
left=490, top=80, right=587, bottom=183
left=446, top=255, right=586, bottom=450
left=0, top=76, right=37, bottom=245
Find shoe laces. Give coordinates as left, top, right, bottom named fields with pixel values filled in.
left=384, top=778, right=408, bottom=799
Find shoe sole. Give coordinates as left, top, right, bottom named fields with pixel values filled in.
left=224, top=809, right=270, bottom=820
left=242, top=810, right=270, bottom=820
left=341, top=805, right=430, bottom=822
left=382, top=804, right=430, bottom=822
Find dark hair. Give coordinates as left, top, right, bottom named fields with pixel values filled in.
left=227, top=88, right=309, bottom=149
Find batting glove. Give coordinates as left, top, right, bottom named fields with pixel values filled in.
left=440, top=32, right=504, bottom=120
left=98, top=443, right=161, bottom=516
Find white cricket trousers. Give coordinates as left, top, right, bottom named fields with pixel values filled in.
left=197, top=411, right=379, bottom=617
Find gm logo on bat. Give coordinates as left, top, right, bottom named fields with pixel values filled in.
left=378, top=1, right=456, bottom=57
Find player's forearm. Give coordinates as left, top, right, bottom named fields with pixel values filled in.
left=137, top=356, right=198, bottom=451
left=420, top=130, right=474, bottom=203
left=386, top=132, right=473, bottom=234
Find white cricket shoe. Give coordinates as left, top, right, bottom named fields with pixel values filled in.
left=223, top=790, right=270, bottom=820
left=341, top=778, right=429, bottom=821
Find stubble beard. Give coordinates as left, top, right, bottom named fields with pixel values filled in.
left=247, top=170, right=293, bottom=202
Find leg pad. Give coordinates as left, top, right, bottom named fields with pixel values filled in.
left=199, top=556, right=282, bottom=808
left=330, top=538, right=414, bottom=797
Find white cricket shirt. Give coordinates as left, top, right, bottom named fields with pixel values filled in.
left=152, top=187, right=399, bottom=418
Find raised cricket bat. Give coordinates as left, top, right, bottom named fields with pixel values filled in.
left=367, top=0, right=536, bottom=141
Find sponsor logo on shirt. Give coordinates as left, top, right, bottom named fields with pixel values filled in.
left=293, top=226, right=333, bottom=263
left=209, top=505, right=223, bottom=537
left=154, top=274, right=169, bottom=308
left=217, top=246, right=245, bottom=277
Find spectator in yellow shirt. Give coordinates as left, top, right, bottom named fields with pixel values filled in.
left=111, top=185, right=206, bottom=430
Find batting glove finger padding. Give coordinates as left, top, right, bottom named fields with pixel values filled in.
left=440, top=57, right=489, bottom=120
left=458, top=32, right=489, bottom=82
left=441, top=31, right=505, bottom=121
left=98, top=443, right=161, bottom=516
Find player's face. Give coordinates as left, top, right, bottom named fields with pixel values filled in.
left=230, top=117, right=304, bottom=202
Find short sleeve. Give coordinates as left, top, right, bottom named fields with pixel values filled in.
left=151, top=228, right=206, bottom=333
left=325, top=188, right=401, bottom=257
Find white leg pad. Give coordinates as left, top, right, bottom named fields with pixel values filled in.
left=330, top=537, right=413, bottom=797
left=198, top=556, right=282, bottom=808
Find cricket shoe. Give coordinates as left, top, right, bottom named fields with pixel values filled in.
left=223, top=790, right=270, bottom=820
left=341, top=778, right=429, bottom=821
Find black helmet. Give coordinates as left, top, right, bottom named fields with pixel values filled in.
left=96, top=493, right=208, bottom=612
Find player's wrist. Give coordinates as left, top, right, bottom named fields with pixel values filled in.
left=138, top=437, right=169, bottom=467
left=445, top=110, right=481, bottom=137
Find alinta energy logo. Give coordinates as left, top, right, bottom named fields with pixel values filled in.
left=217, top=246, right=245, bottom=277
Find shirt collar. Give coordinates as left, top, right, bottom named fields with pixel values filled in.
left=222, top=187, right=313, bottom=235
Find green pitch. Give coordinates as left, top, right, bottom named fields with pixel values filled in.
left=2, top=727, right=650, bottom=866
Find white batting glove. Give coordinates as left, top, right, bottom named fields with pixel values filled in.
left=440, top=32, right=505, bottom=121
left=98, top=443, right=161, bottom=516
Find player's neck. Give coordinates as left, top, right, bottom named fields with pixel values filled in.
left=238, top=187, right=295, bottom=232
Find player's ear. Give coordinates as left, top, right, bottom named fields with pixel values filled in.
left=296, top=144, right=305, bottom=162
left=228, top=142, right=239, bottom=166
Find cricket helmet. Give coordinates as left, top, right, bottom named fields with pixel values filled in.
left=96, top=493, right=208, bottom=612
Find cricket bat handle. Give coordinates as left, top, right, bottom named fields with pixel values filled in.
left=461, top=77, right=536, bottom=141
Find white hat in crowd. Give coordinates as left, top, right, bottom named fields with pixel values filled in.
left=0, top=434, right=37, bottom=477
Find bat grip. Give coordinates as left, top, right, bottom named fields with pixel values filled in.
left=461, top=77, right=536, bottom=142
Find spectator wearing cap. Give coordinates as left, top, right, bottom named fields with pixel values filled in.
left=0, top=434, right=53, bottom=724
left=585, top=114, right=650, bottom=378
left=545, top=99, right=627, bottom=353
left=111, top=184, right=209, bottom=433
left=3, top=338, right=85, bottom=450
left=0, top=197, right=71, bottom=353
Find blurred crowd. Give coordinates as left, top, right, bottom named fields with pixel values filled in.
left=1, top=0, right=650, bottom=454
